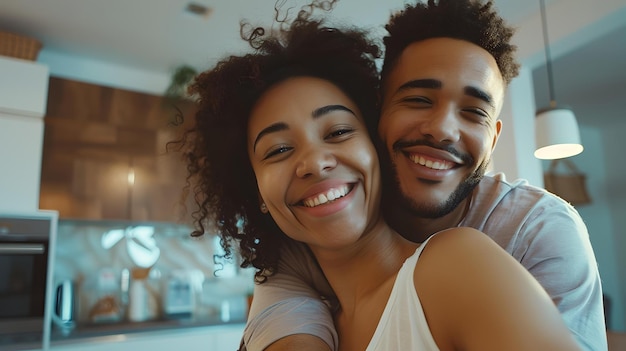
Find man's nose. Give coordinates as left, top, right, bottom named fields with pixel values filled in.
left=418, top=106, right=461, bottom=143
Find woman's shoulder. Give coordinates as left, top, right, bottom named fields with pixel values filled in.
left=424, top=226, right=500, bottom=255
left=412, top=227, right=578, bottom=350
left=417, top=226, right=522, bottom=280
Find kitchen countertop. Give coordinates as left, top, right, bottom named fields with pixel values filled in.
left=50, top=316, right=246, bottom=346
left=2, top=319, right=246, bottom=351
left=47, top=321, right=246, bottom=351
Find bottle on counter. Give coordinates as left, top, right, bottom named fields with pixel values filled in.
left=128, top=267, right=159, bottom=322
left=87, top=267, right=122, bottom=323
left=163, top=270, right=197, bottom=320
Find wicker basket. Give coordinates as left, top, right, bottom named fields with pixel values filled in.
left=0, top=31, right=43, bottom=61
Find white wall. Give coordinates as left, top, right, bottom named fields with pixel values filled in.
left=38, top=50, right=170, bottom=96
left=492, top=67, right=543, bottom=186
left=569, top=127, right=624, bottom=331
left=599, top=121, right=626, bottom=331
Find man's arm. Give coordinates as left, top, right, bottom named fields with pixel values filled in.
left=516, top=200, right=607, bottom=351
left=476, top=175, right=606, bottom=350
left=242, top=240, right=337, bottom=351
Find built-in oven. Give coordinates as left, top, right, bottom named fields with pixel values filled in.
left=0, top=211, right=57, bottom=351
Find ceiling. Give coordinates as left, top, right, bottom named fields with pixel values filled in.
left=0, top=0, right=542, bottom=73
left=1, top=0, right=625, bottom=128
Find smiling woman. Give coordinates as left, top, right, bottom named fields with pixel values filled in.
left=174, top=15, right=382, bottom=280
left=247, top=76, right=379, bottom=247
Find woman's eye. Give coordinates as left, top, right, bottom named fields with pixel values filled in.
left=327, top=127, right=355, bottom=139
left=264, top=145, right=292, bottom=159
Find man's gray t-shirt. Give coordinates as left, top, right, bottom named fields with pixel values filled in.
left=243, top=173, right=606, bottom=351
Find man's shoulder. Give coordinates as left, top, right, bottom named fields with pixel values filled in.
left=465, top=173, right=581, bottom=242
left=475, top=172, right=568, bottom=208
left=478, top=172, right=538, bottom=193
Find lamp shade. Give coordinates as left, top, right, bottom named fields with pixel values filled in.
left=534, top=107, right=583, bottom=159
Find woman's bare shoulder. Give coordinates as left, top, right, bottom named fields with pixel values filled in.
left=413, top=227, right=579, bottom=350
left=416, top=226, right=525, bottom=288
left=423, top=226, right=503, bottom=257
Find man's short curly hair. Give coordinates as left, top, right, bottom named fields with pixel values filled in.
left=381, top=0, right=520, bottom=87
left=180, top=17, right=381, bottom=282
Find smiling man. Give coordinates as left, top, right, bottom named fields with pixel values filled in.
left=242, top=1, right=606, bottom=351
left=378, top=37, right=505, bottom=230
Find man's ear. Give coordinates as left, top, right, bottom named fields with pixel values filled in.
left=491, top=119, right=503, bottom=151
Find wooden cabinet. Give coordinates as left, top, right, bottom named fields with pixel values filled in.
left=40, top=77, right=196, bottom=222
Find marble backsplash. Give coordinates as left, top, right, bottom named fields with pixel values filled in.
left=53, top=219, right=254, bottom=326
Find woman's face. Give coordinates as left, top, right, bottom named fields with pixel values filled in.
left=247, top=76, right=382, bottom=250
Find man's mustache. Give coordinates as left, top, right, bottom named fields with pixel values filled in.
left=391, top=139, right=473, bottom=165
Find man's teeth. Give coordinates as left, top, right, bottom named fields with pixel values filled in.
left=409, top=155, right=453, bottom=170
left=303, top=186, right=349, bottom=208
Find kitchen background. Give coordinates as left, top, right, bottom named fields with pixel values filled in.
left=0, top=0, right=624, bottom=348
left=54, top=219, right=253, bottom=325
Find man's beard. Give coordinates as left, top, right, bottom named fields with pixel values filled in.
left=387, top=158, right=488, bottom=219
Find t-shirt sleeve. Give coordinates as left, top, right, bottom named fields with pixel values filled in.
left=242, top=240, right=337, bottom=351
left=516, top=201, right=606, bottom=351
left=467, top=175, right=606, bottom=351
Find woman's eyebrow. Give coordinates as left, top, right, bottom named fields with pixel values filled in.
left=253, top=122, right=288, bottom=152
left=312, top=104, right=356, bottom=118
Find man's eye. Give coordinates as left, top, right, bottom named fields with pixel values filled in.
left=402, top=96, right=431, bottom=105
left=464, top=108, right=489, bottom=118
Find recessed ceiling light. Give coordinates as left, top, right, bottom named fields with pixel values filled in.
left=185, top=2, right=212, bottom=17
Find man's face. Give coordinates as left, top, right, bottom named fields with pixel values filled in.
left=378, top=38, right=504, bottom=218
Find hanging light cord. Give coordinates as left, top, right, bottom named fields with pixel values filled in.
left=539, top=0, right=557, bottom=107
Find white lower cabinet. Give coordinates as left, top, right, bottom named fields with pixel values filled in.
left=50, top=324, right=244, bottom=351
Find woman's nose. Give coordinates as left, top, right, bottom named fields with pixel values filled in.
left=295, top=147, right=338, bottom=178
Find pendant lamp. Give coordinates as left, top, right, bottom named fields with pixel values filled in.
left=533, top=0, right=583, bottom=160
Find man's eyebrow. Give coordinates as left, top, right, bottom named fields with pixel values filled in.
left=253, top=122, right=288, bottom=152
left=253, top=104, right=356, bottom=152
left=397, top=79, right=442, bottom=92
left=312, top=104, right=356, bottom=118
left=465, top=86, right=495, bottom=108
left=395, top=79, right=495, bottom=109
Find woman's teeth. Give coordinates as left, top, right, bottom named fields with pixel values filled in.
left=302, top=185, right=350, bottom=208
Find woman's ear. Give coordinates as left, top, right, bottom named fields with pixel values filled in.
left=258, top=193, right=268, bottom=213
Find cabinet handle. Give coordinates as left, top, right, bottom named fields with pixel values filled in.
left=0, top=243, right=45, bottom=254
